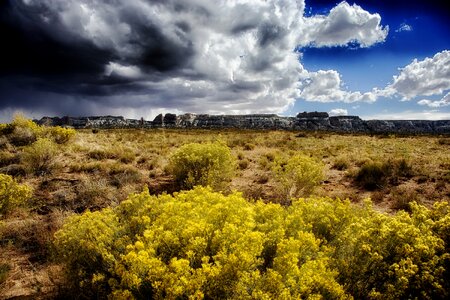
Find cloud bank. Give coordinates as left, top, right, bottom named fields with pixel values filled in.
left=302, top=50, right=450, bottom=111
left=386, top=50, right=450, bottom=100
left=0, top=0, right=390, bottom=119
left=418, top=92, right=450, bottom=108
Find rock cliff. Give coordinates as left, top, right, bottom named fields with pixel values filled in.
left=36, top=112, right=450, bottom=134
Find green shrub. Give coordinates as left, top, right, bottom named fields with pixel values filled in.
left=88, top=149, right=115, bottom=160
left=238, top=159, right=249, bottom=170
left=168, top=141, right=235, bottom=190
left=88, top=147, right=135, bottom=163
left=333, top=156, right=349, bottom=170
left=0, top=123, right=13, bottom=135
left=0, top=151, right=18, bottom=167
left=272, top=154, right=324, bottom=199
left=243, top=143, right=255, bottom=150
left=355, top=159, right=413, bottom=190
left=21, top=138, right=58, bottom=175
left=390, top=186, right=420, bottom=211
left=0, top=173, right=32, bottom=216
left=355, top=162, right=389, bottom=190
left=0, top=263, right=11, bottom=284
left=109, top=164, right=142, bottom=187
left=391, top=158, right=414, bottom=179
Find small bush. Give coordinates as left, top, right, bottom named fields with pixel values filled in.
left=0, top=173, right=32, bottom=216
left=117, top=150, right=135, bottom=164
left=238, top=159, right=249, bottom=170
left=355, top=159, right=413, bottom=190
left=437, top=138, right=450, bottom=145
left=0, top=151, right=19, bottom=167
left=21, top=138, right=59, bottom=175
left=0, top=123, right=13, bottom=135
left=109, top=164, right=142, bottom=187
left=88, top=147, right=135, bottom=163
left=8, top=114, right=42, bottom=146
left=243, top=142, right=255, bottom=150
left=88, top=149, right=114, bottom=160
left=355, top=162, right=389, bottom=190
left=390, top=186, right=420, bottom=211
left=76, top=176, right=115, bottom=211
left=236, top=151, right=244, bottom=160
left=168, top=141, right=235, bottom=190
left=46, top=126, right=76, bottom=144
left=9, top=125, right=37, bottom=146
left=392, top=158, right=414, bottom=179
left=272, top=154, right=324, bottom=199
left=0, top=263, right=11, bottom=284
left=256, top=173, right=269, bottom=184
left=333, top=157, right=349, bottom=170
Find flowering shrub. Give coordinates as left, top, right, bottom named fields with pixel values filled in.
left=272, top=154, right=324, bottom=199
left=333, top=201, right=449, bottom=299
left=55, top=187, right=347, bottom=299
left=21, top=138, right=58, bottom=175
left=168, top=142, right=235, bottom=190
left=55, top=187, right=450, bottom=299
left=0, top=173, right=32, bottom=216
left=5, top=115, right=75, bottom=146
left=45, top=126, right=76, bottom=144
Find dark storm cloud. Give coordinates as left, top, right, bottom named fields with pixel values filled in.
left=0, top=0, right=391, bottom=120
left=0, top=2, right=113, bottom=79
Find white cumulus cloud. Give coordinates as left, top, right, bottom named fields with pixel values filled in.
left=418, top=92, right=450, bottom=108
left=329, top=108, right=348, bottom=116
left=395, top=23, right=413, bottom=33
left=299, top=70, right=378, bottom=103
left=385, top=50, right=450, bottom=100
left=299, top=1, right=388, bottom=48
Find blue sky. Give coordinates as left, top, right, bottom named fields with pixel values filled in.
left=287, top=0, right=450, bottom=119
left=0, top=0, right=449, bottom=120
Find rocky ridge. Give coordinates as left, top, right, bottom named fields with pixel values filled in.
left=37, top=112, right=450, bottom=134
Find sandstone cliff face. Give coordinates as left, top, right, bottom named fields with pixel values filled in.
left=36, top=112, right=450, bottom=134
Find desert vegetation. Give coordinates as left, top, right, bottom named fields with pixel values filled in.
left=0, top=116, right=449, bottom=299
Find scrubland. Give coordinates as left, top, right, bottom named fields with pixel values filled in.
left=0, top=116, right=449, bottom=299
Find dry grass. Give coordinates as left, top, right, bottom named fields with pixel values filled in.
left=0, top=128, right=449, bottom=298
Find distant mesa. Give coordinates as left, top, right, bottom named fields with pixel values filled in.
left=36, top=112, right=450, bottom=134
left=296, top=111, right=329, bottom=119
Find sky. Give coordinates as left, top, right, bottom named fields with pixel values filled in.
left=0, top=0, right=449, bottom=121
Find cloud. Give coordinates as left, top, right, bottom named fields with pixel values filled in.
left=299, top=1, right=389, bottom=48
left=385, top=50, right=450, bottom=100
left=361, top=110, right=450, bottom=121
left=329, top=108, right=348, bottom=116
left=395, top=23, right=412, bottom=33
left=299, top=70, right=378, bottom=103
left=418, top=92, right=450, bottom=108
left=0, top=0, right=388, bottom=118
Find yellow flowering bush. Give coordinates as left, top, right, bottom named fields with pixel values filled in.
left=168, top=142, right=235, bottom=190
left=272, top=154, right=324, bottom=199
left=333, top=201, right=449, bottom=299
left=0, top=173, right=32, bottom=216
left=55, top=187, right=450, bottom=299
left=3, top=115, right=75, bottom=146
left=45, top=126, right=76, bottom=144
left=55, top=187, right=347, bottom=299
